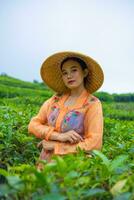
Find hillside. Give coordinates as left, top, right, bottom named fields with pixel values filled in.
left=0, top=74, right=134, bottom=199
left=0, top=74, right=45, bottom=90
left=0, top=74, right=53, bottom=98
left=0, top=74, right=134, bottom=102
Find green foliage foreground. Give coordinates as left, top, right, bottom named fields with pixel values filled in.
left=0, top=76, right=134, bottom=199
left=0, top=96, right=134, bottom=200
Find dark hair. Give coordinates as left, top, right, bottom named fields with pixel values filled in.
left=60, top=56, right=87, bottom=71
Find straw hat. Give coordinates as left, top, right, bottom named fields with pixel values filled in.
left=40, top=51, right=104, bottom=94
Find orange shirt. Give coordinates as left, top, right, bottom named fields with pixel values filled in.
left=28, top=89, right=103, bottom=155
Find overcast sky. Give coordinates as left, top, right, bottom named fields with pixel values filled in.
left=0, top=0, right=134, bottom=94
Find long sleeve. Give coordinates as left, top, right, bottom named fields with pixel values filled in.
left=54, top=100, right=103, bottom=155
left=28, top=96, right=55, bottom=139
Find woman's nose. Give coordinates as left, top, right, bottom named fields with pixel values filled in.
left=67, top=72, right=72, bottom=78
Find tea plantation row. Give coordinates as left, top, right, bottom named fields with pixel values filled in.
left=0, top=75, right=134, bottom=200
left=0, top=94, right=133, bottom=200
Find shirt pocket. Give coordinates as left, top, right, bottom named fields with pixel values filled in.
left=60, top=110, right=84, bottom=136
left=47, top=106, right=60, bottom=127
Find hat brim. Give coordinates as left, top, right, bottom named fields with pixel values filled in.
left=40, top=51, right=104, bottom=94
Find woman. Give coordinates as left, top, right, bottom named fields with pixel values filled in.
left=28, top=51, right=104, bottom=168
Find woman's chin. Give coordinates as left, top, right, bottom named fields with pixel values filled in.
left=67, top=85, right=79, bottom=89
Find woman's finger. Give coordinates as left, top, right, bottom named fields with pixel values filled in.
left=37, top=141, right=43, bottom=148
left=70, top=135, right=79, bottom=143
left=68, top=137, right=74, bottom=144
left=72, top=132, right=84, bottom=141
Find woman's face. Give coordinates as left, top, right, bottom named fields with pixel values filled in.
left=61, top=59, right=87, bottom=90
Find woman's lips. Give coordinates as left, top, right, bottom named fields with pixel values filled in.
left=68, top=80, right=75, bottom=84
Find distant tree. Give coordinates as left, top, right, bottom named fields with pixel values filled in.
left=95, top=91, right=114, bottom=102
left=1, top=72, right=8, bottom=76
left=113, top=93, right=134, bottom=102
left=33, top=79, right=39, bottom=83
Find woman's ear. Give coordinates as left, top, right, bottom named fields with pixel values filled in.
left=83, top=69, right=89, bottom=77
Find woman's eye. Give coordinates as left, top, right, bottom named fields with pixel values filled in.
left=62, top=72, right=67, bottom=76
left=72, top=69, right=77, bottom=72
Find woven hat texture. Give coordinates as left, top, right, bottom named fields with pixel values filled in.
left=40, top=51, right=104, bottom=94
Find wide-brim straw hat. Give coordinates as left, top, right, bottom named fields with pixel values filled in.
left=40, top=51, right=104, bottom=94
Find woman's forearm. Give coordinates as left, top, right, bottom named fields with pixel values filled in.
left=49, top=131, right=61, bottom=141
left=28, top=116, right=61, bottom=141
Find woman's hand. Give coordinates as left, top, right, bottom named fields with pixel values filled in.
left=37, top=140, right=55, bottom=151
left=58, top=130, right=84, bottom=144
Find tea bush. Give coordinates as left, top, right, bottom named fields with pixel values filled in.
left=0, top=77, right=134, bottom=199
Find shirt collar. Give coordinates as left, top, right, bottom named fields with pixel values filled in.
left=59, top=88, right=90, bottom=110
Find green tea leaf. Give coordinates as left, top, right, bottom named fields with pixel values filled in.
left=113, top=192, right=132, bottom=200
left=110, top=155, right=128, bottom=172
left=7, top=175, right=24, bottom=190
left=0, top=168, right=9, bottom=177
left=110, top=179, right=127, bottom=196
left=92, top=150, right=110, bottom=167
left=84, top=188, right=106, bottom=197
left=39, top=193, right=66, bottom=200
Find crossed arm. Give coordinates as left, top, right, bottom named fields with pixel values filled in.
left=28, top=98, right=103, bottom=155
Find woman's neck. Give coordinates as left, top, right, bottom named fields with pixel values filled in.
left=69, top=86, right=86, bottom=98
